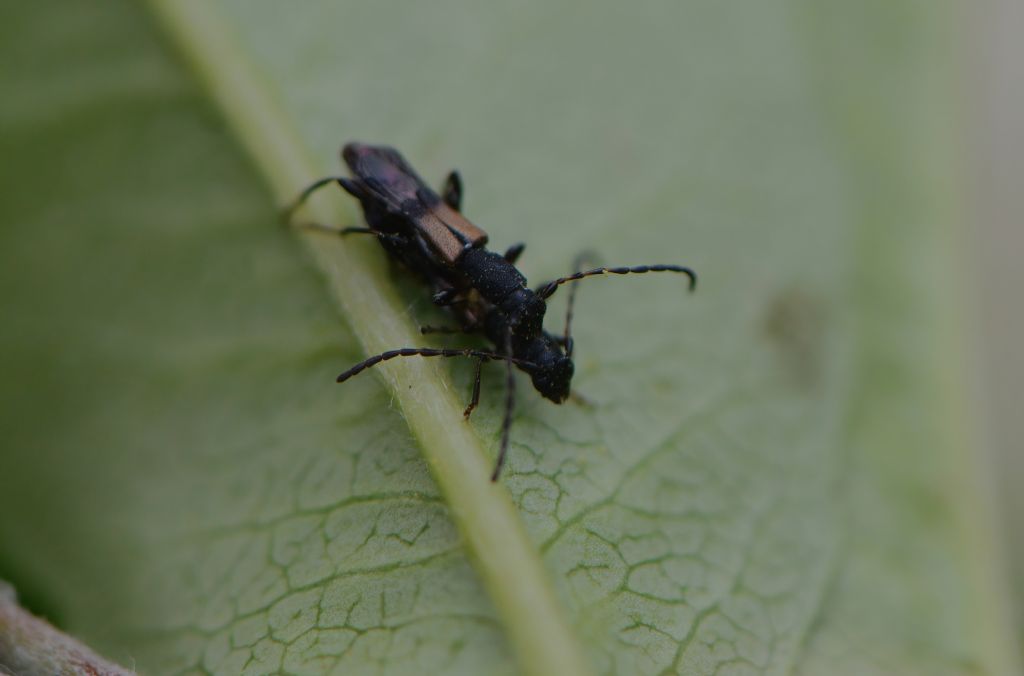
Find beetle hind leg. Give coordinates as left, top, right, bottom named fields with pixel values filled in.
left=294, top=223, right=375, bottom=236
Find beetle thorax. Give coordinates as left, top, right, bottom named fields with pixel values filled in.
left=501, top=289, right=546, bottom=338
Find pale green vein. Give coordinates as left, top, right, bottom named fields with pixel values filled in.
left=146, top=2, right=590, bottom=674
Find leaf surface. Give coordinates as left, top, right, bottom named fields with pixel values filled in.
left=0, top=1, right=1016, bottom=675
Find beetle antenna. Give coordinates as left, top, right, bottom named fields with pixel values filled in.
left=336, top=347, right=535, bottom=383
left=491, top=332, right=517, bottom=481
left=536, top=264, right=697, bottom=300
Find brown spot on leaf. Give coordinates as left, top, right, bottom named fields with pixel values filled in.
left=761, top=288, right=826, bottom=389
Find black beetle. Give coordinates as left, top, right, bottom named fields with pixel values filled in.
left=287, top=143, right=696, bottom=480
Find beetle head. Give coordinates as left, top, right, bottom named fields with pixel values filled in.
left=528, top=341, right=574, bottom=403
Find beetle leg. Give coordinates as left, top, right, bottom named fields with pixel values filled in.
left=432, top=288, right=462, bottom=306
left=441, top=170, right=463, bottom=210
left=464, top=358, right=485, bottom=419
left=335, top=347, right=536, bottom=384
left=558, top=252, right=597, bottom=357
left=280, top=176, right=346, bottom=221
left=490, top=332, right=517, bottom=481
left=420, top=325, right=461, bottom=334
left=294, top=222, right=376, bottom=236
left=293, top=224, right=408, bottom=250
left=504, top=242, right=526, bottom=264
left=420, top=323, right=478, bottom=335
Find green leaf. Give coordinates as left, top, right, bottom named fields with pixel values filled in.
left=0, top=1, right=1017, bottom=675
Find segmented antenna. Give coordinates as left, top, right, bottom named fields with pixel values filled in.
left=536, top=264, right=697, bottom=300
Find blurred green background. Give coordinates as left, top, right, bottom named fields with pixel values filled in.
left=972, top=0, right=1024, bottom=664
left=0, top=1, right=1020, bottom=674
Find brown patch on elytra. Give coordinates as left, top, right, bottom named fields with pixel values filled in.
left=761, top=288, right=826, bottom=389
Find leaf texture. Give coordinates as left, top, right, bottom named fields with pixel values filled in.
left=0, top=1, right=1016, bottom=675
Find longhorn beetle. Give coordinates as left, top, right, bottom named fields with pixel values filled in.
left=286, top=143, right=697, bottom=480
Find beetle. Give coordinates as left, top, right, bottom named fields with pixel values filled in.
left=287, top=143, right=696, bottom=480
